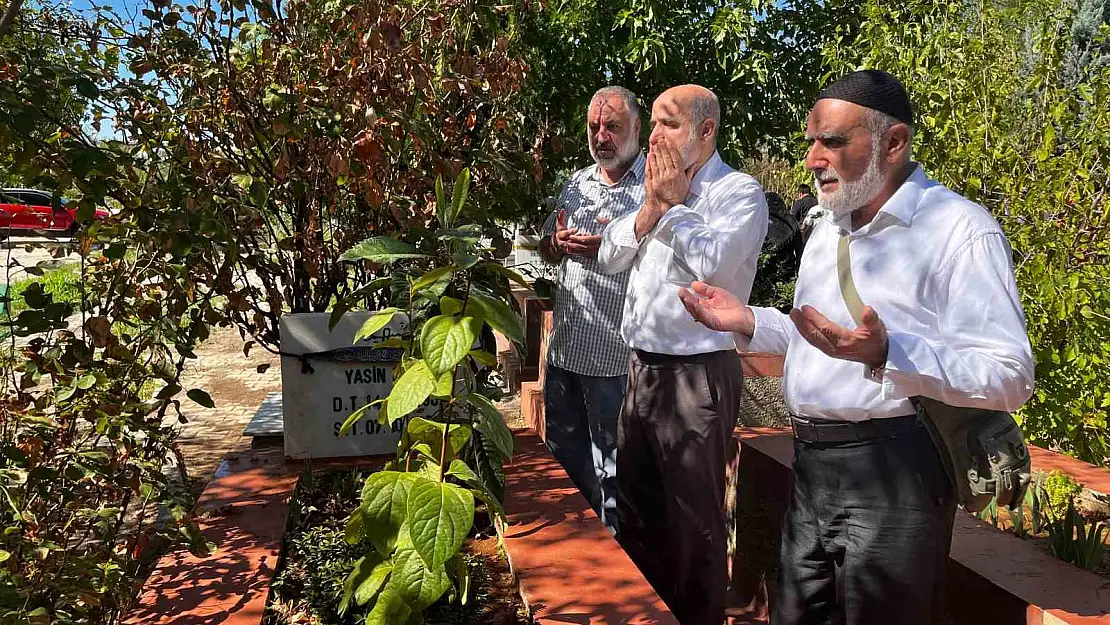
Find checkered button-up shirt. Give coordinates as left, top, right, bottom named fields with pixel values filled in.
left=541, top=154, right=646, bottom=377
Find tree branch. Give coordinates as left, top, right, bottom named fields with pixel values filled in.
left=0, top=0, right=25, bottom=38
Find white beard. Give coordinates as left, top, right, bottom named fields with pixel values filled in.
left=590, top=133, right=641, bottom=171
left=814, top=148, right=886, bottom=216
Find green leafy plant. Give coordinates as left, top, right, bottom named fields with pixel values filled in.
left=978, top=497, right=1001, bottom=529
left=1044, top=471, right=1086, bottom=520
left=1, top=263, right=80, bottom=323
left=1011, top=472, right=1049, bottom=539
left=1047, top=499, right=1108, bottom=572
left=334, top=170, right=520, bottom=622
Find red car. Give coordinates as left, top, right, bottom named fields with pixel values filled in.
left=0, top=188, right=109, bottom=237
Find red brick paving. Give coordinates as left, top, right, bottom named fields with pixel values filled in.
left=503, top=430, right=678, bottom=625
left=125, top=450, right=295, bottom=625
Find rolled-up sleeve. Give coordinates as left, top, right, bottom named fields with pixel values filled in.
left=881, top=232, right=1034, bottom=412
left=653, top=176, right=768, bottom=284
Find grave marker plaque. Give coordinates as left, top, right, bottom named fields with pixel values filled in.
left=279, top=312, right=436, bottom=459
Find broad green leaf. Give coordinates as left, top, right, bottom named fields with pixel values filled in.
left=231, top=173, right=254, bottom=191
left=77, top=374, right=97, bottom=390
left=406, top=477, right=475, bottom=568
left=56, top=386, right=75, bottom=403
left=468, top=292, right=524, bottom=347
left=440, top=296, right=463, bottom=316
left=341, top=237, right=428, bottom=264
left=187, top=389, right=215, bottom=409
left=389, top=547, right=452, bottom=609
left=156, top=383, right=182, bottom=400
left=411, top=267, right=455, bottom=294
left=433, top=369, right=455, bottom=398
left=329, top=277, right=392, bottom=330
left=364, top=587, right=412, bottom=625
left=0, top=550, right=9, bottom=563
left=447, top=459, right=506, bottom=520
left=465, top=393, right=514, bottom=459
left=356, top=560, right=393, bottom=606
left=410, top=458, right=442, bottom=481
left=354, top=308, right=401, bottom=342
left=421, top=315, right=479, bottom=378
left=359, top=471, right=416, bottom=554
left=406, top=417, right=472, bottom=463
left=338, top=400, right=383, bottom=437
left=249, top=180, right=269, bottom=207
left=468, top=350, right=498, bottom=367
left=450, top=168, right=471, bottom=224
left=387, top=361, right=436, bottom=420
left=435, top=176, right=447, bottom=227
left=478, top=261, right=532, bottom=290
left=345, top=507, right=366, bottom=545
left=446, top=458, right=480, bottom=483
left=340, top=553, right=387, bottom=613
left=472, top=482, right=508, bottom=522
left=410, top=442, right=437, bottom=462
left=437, top=224, right=484, bottom=244
left=76, top=77, right=100, bottom=99
left=452, top=250, right=480, bottom=269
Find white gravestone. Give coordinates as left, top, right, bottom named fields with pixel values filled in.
left=280, top=312, right=438, bottom=459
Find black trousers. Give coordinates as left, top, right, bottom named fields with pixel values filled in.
left=772, top=418, right=957, bottom=625
left=617, top=349, right=742, bottom=625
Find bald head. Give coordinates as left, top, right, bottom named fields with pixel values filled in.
left=649, top=84, right=720, bottom=169
left=656, top=85, right=720, bottom=137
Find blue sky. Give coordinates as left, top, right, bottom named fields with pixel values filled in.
left=53, top=0, right=147, bottom=139
left=69, top=0, right=142, bottom=18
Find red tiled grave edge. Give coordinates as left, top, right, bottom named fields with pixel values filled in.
left=125, top=452, right=383, bottom=625
left=503, top=429, right=679, bottom=625
left=127, top=431, right=676, bottom=625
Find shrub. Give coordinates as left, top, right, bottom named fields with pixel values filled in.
left=1044, top=471, right=1086, bottom=520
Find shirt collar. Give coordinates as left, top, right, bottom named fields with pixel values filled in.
left=688, top=151, right=724, bottom=199
left=834, top=162, right=928, bottom=233
left=588, top=152, right=647, bottom=186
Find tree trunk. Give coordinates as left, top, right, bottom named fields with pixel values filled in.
left=0, top=0, right=24, bottom=38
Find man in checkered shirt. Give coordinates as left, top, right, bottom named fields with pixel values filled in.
left=537, top=85, right=645, bottom=535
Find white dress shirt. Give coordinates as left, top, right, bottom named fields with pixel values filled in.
left=743, top=165, right=1034, bottom=421
left=600, top=152, right=768, bottom=355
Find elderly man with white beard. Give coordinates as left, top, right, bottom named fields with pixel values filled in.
left=680, top=70, right=1034, bottom=625
left=537, top=85, right=645, bottom=536
left=598, top=84, right=768, bottom=625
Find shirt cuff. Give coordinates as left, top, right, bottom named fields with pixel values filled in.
left=878, top=331, right=921, bottom=400
left=610, top=211, right=641, bottom=248
left=744, top=306, right=789, bottom=355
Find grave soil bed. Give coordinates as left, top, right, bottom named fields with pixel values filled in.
left=263, top=469, right=530, bottom=625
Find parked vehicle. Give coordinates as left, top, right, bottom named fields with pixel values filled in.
left=0, top=188, right=109, bottom=237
